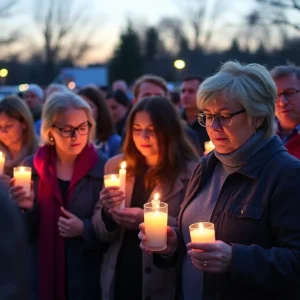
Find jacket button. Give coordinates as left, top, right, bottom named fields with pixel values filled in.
left=145, top=267, right=151, bottom=274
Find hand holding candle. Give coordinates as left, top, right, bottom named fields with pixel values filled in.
left=104, top=174, right=120, bottom=188
left=0, top=151, right=5, bottom=175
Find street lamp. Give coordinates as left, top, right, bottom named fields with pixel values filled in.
left=174, top=59, right=186, bottom=70
left=0, top=68, right=8, bottom=85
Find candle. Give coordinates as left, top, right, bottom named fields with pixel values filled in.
left=0, top=151, right=5, bottom=175
left=144, top=202, right=168, bottom=251
left=13, top=166, right=32, bottom=197
left=189, top=222, right=215, bottom=243
left=104, top=174, right=120, bottom=188
left=119, top=161, right=126, bottom=210
left=204, top=141, right=215, bottom=153
left=151, top=193, right=160, bottom=209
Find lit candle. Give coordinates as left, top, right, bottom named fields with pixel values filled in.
left=119, top=161, right=126, bottom=209
left=0, top=151, right=5, bottom=175
left=13, top=166, right=32, bottom=197
left=144, top=201, right=168, bottom=251
left=151, top=193, right=160, bottom=209
left=189, top=222, right=215, bottom=243
left=204, top=141, right=215, bottom=153
left=104, top=174, right=120, bottom=188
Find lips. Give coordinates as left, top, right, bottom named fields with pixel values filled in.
left=70, top=143, right=81, bottom=147
left=140, top=144, right=151, bottom=148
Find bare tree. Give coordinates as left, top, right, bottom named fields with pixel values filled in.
left=0, top=0, right=20, bottom=45
left=256, top=0, right=300, bottom=32
left=31, top=0, right=102, bottom=83
left=174, top=0, right=227, bottom=51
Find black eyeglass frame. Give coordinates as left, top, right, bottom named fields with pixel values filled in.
left=196, top=109, right=246, bottom=127
left=52, top=122, right=91, bottom=138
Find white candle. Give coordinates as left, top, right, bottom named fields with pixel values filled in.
left=13, top=166, right=32, bottom=197
left=104, top=174, right=120, bottom=188
left=204, top=141, right=215, bottom=153
left=189, top=222, right=215, bottom=243
left=119, top=161, right=126, bottom=209
left=144, top=202, right=168, bottom=251
left=0, top=151, right=5, bottom=175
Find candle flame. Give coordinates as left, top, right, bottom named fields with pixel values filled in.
left=199, top=223, right=204, bottom=232
left=111, top=174, right=117, bottom=180
left=20, top=166, right=24, bottom=172
left=121, top=161, right=126, bottom=170
left=0, top=151, right=3, bottom=158
left=154, top=193, right=160, bottom=201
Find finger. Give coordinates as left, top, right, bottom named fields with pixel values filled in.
left=110, top=209, right=133, bottom=218
left=139, top=242, right=152, bottom=255
left=139, top=223, right=145, bottom=231
left=103, top=186, right=123, bottom=193
left=59, top=231, right=69, bottom=238
left=138, top=231, right=147, bottom=243
left=58, top=217, right=70, bottom=226
left=191, top=259, right=220, bottom=273
left=60, top=207, right=74, bottom=219
left=9, top=178, right=16, bottom=188
left=11, top=190, right=27, bottom=200
left=188, top=250, right=216, bottom=260
left=187, top=242, right=217, bottom=252
left=58, top=222, right=69, bottom=231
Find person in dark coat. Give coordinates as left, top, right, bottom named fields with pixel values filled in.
left=139, top=61, right=300, bottom=300
left=10, top=91, right=107, bottom=300
left=0, top=183, right=27, bottom=300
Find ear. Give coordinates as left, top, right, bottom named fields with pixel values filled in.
left=254, top=116, right=264, bottom=129
left=22, top=122, right=27, bottom=130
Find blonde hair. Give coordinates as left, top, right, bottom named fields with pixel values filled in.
left=41, top=91, right=96, bottom=145
left=0, top=95, right=38, bottom=154
left=132, top=75, right=168, bottom=98
left=197, top=61, right=277, bottom=138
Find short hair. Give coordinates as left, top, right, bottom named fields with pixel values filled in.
left=0, top=96, right=38, bottom=154
left=78, top=85, right=115, bottom=142
left=106, top=90, right=132, bottom=109
left=197, top=61, right=277, bottom=139
left=183, top=75, right=203, bottom=83
left=41, top=91, right=96, bottom=145
left=270, top=65, right=300, bottom=81
left=132, top=75, right=168, bottom=98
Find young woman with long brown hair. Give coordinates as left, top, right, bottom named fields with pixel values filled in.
left=93, top=96, right=199, bottom=300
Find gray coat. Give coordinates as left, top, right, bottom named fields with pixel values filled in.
left=23, top=154, right=106, bottom=300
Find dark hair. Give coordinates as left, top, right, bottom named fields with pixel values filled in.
left=123, top=96, right=199, bottom=188
left=132, top=75, right=168, bottom=98
left=270, top=65, right=300, bottom=80
left=78, top=86, right=114, bottom=141
left=106, top=90, right=133, bottom=110
left=183, top=75, right=203, bottom=83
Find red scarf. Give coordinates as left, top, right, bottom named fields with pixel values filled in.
left=33, top=144, right=99, bottom=300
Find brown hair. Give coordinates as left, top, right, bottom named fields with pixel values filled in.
left=132, top=75, right=168, bottom=99
left=0, top=95, right=38, bottom=156
left=123, top=96, right=199, bottom=188
left=78, top=85, right=115, bottom=142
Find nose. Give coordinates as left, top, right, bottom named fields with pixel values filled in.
left=71, top=129, right=79, bottom=139
left=277, top=94, right=288, bottom=106
left=141, top=129, right=150, bottom=140
left=210, top=117, right=222, bottom=130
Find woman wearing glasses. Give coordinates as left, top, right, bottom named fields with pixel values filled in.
left=10, top=91, right=107, bottom=300
left=139, top=61, right=300, bottom=300
left=93, top=96, right=199, bottom=300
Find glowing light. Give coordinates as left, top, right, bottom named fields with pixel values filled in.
left=0, top=69, right=8, bottom=77
left=19, top=84, right=29, bottom=92
left=174, top=60, right=186, bottom=70
left=68, top=81, right=76, bottom=89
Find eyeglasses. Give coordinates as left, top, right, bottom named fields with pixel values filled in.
left=276, top=90, right=300, bottom=102
left=196, top=109, right=246, bottom=127
left=52, top=123, right=91, bottom=138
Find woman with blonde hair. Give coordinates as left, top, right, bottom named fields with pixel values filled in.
left=93, top=96, right=199, bottom=300
left=10, top=91, right=107, bottom=300
left=0, top=96, right=38, bottom=183
left=140, top=61, right=300, bottom=300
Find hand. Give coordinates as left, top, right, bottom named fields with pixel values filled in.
left=138, top=223, right=178, bottom=255
left=9, top=178, right=34, bottom=210
left=110, top=207, right=143, bottom=229
left=58, top=207, right=84, bottom=238
left=0, top=174, right=11, bottom=187
left=187, top=240, right=232, bottom=273
left=100, top=187, right=125, bottom=214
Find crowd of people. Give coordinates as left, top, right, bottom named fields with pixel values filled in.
left=0, top=61, right=300, bottom=300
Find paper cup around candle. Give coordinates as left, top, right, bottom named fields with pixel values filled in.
left=13, top=166, right=32, bottom=197
left=104, top=174, right=120, bottom=188
left=144, top=202, right=168, bottom=251
left=0, top=151, right=5, bottom=175
left=189, top=222, right=215, bottom=243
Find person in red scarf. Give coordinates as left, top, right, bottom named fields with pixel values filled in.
left=10, top=91, right=107, bottom=300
